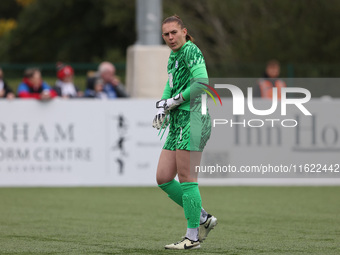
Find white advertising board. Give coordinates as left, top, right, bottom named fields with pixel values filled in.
left=0, top=99, right=163, bottom=186
left=0, top=99, right=339, bottom=186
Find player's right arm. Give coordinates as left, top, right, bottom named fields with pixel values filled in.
left=152, top=80, right=171, bottom=129
left=161, top=80, right=171, bottom=100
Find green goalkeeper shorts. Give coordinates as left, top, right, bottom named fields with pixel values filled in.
left=163, top=109, right=211, bottom=152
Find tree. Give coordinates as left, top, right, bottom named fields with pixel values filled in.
left=1, top=0, right=340, bottom=78
left=0, top=0, right=135, bottom=63
left=163, top=0, right=340, bottom=76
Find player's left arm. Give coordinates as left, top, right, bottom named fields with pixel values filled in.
left=158, top=46, right=208, bottom=112
left=181, top=45, right=208, bottom=100
left=181, top=63, right=208, bottom=101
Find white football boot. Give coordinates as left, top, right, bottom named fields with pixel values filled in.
left=199, top=214, right=218, bottom=242
left=164, top=237, right=200, bottom=250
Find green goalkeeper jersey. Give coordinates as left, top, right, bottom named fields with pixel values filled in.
left=161, top=40, right=208, bottom=112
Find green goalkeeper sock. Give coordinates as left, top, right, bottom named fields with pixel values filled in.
left=159, top=179, right=207, bottom=225
left=181, top=182, right=202, bottom=228
left=158, top=179, right=183, bottom=207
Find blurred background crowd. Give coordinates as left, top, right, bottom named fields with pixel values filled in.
left=1, top=0, right=340, bottom=99
left=0, top=62, right=128, bottom=100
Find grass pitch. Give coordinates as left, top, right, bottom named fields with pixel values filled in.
left=0, top=186, right=339, bottom=255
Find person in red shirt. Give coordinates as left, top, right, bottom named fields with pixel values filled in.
left=17, top=68, right=56, bottom=100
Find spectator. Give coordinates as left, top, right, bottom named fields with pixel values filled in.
left=98, top=61, right=128, bottom=98
left=17, top=68, right=56, bottom=100
left=85, top=70, right=99, bottom=92
left=0, top=68, right=15, bottom=99
left=54, top=63, right=83, bottom=98
left=84, top=78, right=108, bottom=99
left=253, top=60, right=287, bottom=99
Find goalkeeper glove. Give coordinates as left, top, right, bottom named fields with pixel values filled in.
left=156, top=93, right=185, bottom=113
left=152, top=107, right=169, bottom=130
left=153, top=93, right=184, bottom=129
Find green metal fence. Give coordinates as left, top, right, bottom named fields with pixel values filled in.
left=1, top=62, right=340, bottom=96
left=0, top=62, right=126, bottom=78
left=0, top=62, right=127, bottom=92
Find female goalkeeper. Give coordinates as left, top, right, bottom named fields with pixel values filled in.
left=152, top=15, right=217, bottom=250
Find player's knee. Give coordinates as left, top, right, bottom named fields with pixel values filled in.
left=156, top=177, right=164, bottom=185
left=156, top=175, right=170, bottom=185
left=177, top=171, right=191, bottom=183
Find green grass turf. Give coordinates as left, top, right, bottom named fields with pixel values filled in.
left=0, top=186, right=339, bottom=255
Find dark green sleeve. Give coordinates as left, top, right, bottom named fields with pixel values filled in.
left=161, top=80, right=171, bottom=100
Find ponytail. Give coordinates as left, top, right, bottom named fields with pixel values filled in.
left=186, top=34, right=193, bottom=42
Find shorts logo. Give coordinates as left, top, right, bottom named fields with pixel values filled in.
left=178, top=127, right=183, bottom=143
